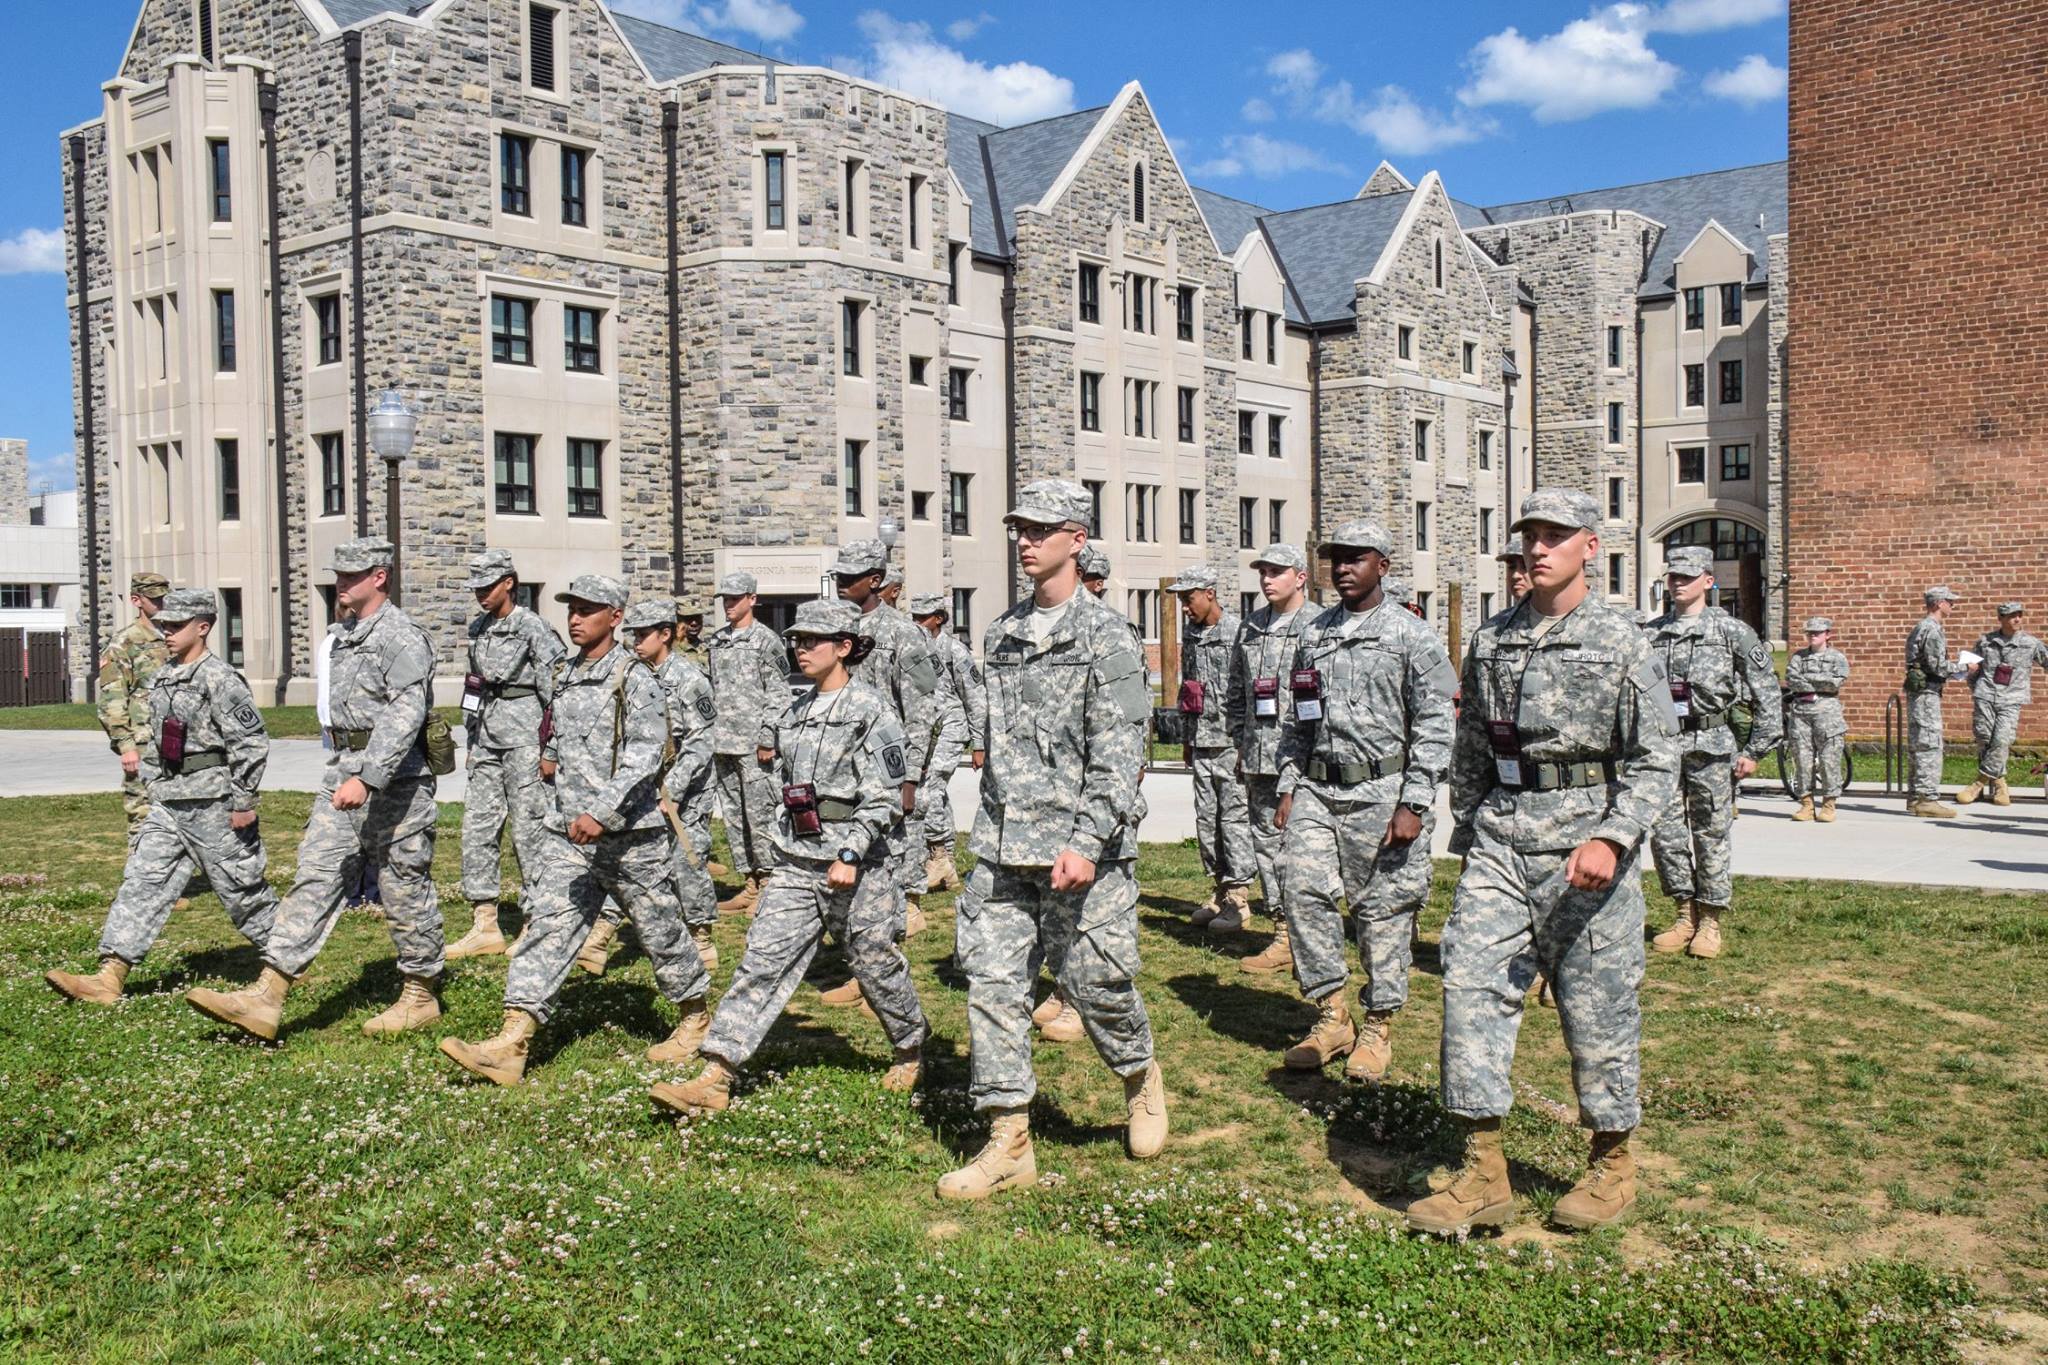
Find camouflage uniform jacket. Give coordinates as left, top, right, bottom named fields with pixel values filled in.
left=1277, top=600, right=1456, bottom=806
left=97, top=617, right=168, bottom=757
left=1785, top=647, right=1850, bottom=736
left=1179, top=612, right=1241, bottom=749
left=464, top=605, right=565, bottom=750
left=1903, top=617, right=1951, bottom=695
left=140, top=653, right=269, bottom=811
left=767, top=680, right=907, bottom=863
left=655, top=653, right=717, bottom=823
left=854, top=602, right=939, bottom=779
left=1226, top=604, right=1310, bottom=777
left=1971, top=630, right=2048, bottom=707
left=326, top=604, right=436, bottom=789
left=930, top=630, right=988, bottom=748
left=540, top=643, right=667, bottom=834
left=1646, top=606, right=1783, bottom=760
left=1450, top=596, right=1681, bottom=856
left=973, top=593, right=1150, bottom=868
left=708, top=619, right=791, bottom=756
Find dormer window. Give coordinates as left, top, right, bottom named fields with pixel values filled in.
left=1132, top=163, right=1146, bottom=224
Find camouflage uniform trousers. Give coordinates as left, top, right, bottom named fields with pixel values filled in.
left=1190, top=746, right=1255, bottom=887
left=1649, top=751, right=1735, bottom=907
left=1787, top=710, right=1846, bottom=801
left=1907, top=691, right=1946, bottom=799
left=1440, top=833, right=1646, bottom=1131
left=121, top=770, right=150, bottom=843
left=99, top=799, right=277, bottom=965
left=956, top=859, right=1156, bottom=1111
left=920, top=739, right=965, bottom=852
left=714, top=754, right=779, bottom=878
left=672, top=811, right=717, bottom=930
left=266, top=772, right=444, bottom=980
left=505, top=826, right=709, bottom=1026
left=702, top=855, right=927, bottom=1068
left=1244, top=774, right=1289, bottom=914
left=1971, top=698, right=2022, bottom=781
left=895, top=803, right=928, bottom=899
left=1282, top=784, right=1436, bottom=1011
left=459, top=743, right=548, bottom=904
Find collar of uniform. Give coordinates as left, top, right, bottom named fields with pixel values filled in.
left=1495, top=596, right=1586, bottom=644
left=156, top=656, right=205, bottom=683
left=991, top=594, right=1085, bottom=650
left=572, top=640, right=629, bottom=678
left=1250, top=605, right=1304, bottom=632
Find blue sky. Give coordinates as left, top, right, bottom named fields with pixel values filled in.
left=0, top=0, right=1786, bottom=491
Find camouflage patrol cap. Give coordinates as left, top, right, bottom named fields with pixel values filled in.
left=1382, top=577, right=1412, bottom=606
left=1664, top=545, right=1714, bottom=580
left=129, top=572, right=170, bottom=599
left=717, top=571, right=758, bottom=596
left=831, top=538, right=888, bottom=577
left=332, top=537, right=395, bottom=574
left=1250, top=543, right=1308, bottom=571
left=784, top=598, right=862, bottom=639
left=1495, top=535, right=1525, bottom=564
left=1804, top=616, right=1833, bottom=634
left=152, top=588, right=219, bottom=624
left=1510, top=487, right=1600, bottom=535
left=882, top=563, right=904, bottom=588
left=622, top=597, right=678, bottom=630
left=676, top=602, right=708, bottom=621
left=1319, top=519, right=1395, bottom=557
left=1166, top=565, right=1218, bottom=593
left=1004, top=478, right=1093, bottom=529
left=1078, top=544, right=1111, bottom=579
left=1999, top=602, right=2024, bottom=617
left=1924, top=586, right=1958, bottom=605
left=908, top=592, right=949, bottom=618
left=465, top=548, right=517, bottom=589
left=553, top=573, right=628, bottom=610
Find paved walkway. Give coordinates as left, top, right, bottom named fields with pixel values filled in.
left=2, top=730, right=2042, bottom=891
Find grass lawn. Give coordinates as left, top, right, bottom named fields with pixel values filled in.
left=2, top=795, right=2043, bottom=1361
left=0, top=704, right=464, bottom=740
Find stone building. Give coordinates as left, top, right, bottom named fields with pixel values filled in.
left=0, top=440, right=83, bottom=649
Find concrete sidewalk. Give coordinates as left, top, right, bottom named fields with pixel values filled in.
left=2, top=730, right=2042, bottom=892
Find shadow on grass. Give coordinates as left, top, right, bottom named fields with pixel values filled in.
left=141, top=940, right=269, bottom=996
left=1163, top=970, right=1308, bottom=1051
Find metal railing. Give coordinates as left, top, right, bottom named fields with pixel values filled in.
left=1882, top=692, right=1903, bottom=795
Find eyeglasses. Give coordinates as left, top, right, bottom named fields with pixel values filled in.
left=1006, top=522, right=1076, bottom=543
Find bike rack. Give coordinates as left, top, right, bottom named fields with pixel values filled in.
left=1882, top=692, right=1903, bottom=795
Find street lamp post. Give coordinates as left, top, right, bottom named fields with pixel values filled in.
left=366, top=389, right=418, bottom=602
left=879, top=517, right=901, bottom=588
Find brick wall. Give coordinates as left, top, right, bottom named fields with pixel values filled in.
left=1788, top=0, right=2048, bottom=740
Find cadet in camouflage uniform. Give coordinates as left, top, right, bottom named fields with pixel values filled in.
left=622, top=597, right=720, bottom=972
left=1498, top=536, right=1532, bottom=603
left=450, top=549, right=566, bottom=959
left=1408, top=489, right=1679, bottom=1236
left=1785, top=617, right=1850, bottom=822
left=47, top=590, right=277, bottom=1005
left=1959, top=603, right=2048, bottom=806
left=910, top=591, right=986, bottom=893
left=438, top=575, right=712, bottom=1086
left=651, top=599, right=927, bottom=1116
left=1904, top=586, right=1964, bottom=817
left=1225, top=544, right=1313, bottom=969
left=97, top=571, right=171, bottom=839
left=709, top=571, right=790, bottom=914
left=879, top=562, right=905, bottom=610
left=186, top=538, right=445, bottom=1042
left=1167, top=564, right=1254, bottom=927
left=939, top=480, right=1167, bottom=1201
left=1644, top=546, right=1782, bottom=960
left=1271, top=523, right=1456, bottom=1081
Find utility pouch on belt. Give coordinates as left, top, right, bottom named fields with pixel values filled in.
left=1253, top=676, right=1280, bottom=719
left=1486, top=719, right=1524, bottom=787
left=462, top=672, right=487, bottom=715
left=1994, top=664, right=2015, bottom=686
left=1291, top=668, right=1324, bottom=722
left=1668, top=679, right=1692, bottom=718
left=1177, top=679, right=1206, bottom=714
left=783, top=782, right=822, bottom=836
left=159, top=715, right=188, bottom=769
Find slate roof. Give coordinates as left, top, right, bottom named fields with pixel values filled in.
left=321, top=0, right=423, bottom=24
left=1190, top=187, right=1270, bottom=257
left=971, top=107, right=1110, bottom=257
left=610, top=12, right=781, bottom=81
left=1254, top=192, right=1414, bottom=326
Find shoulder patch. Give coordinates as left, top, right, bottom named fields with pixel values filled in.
left=881, top=743, right=906, bottom=779
left=233, top=702, right=263, bottom=732
left=1747, top=643, right=1770, bottom=670
left=695, top=694, right=716, bottom=722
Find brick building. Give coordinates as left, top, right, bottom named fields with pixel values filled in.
left=1787, top=0, right=2047, bottom=741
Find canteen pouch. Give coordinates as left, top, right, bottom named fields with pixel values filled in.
left=1252, top=676, right=1280, bottom=718
left=1994, top=663, right=2015, bottom=686
left=1486, top=720, right=1524, bottom=787
left=1176, top=679, right=1206, bottom=714
left=462, top=671, right=487, bottom=715
left=159, top=715, right=188, bottom=770
left=421, top=710, right=458, bottom=777
left=1291, top=668, right=1324, bottom=722
left=782, top=782, right=822, bottom=836
left=1668, top=679, right=1692, bottom=718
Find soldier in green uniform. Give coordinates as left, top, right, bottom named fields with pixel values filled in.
left=97, top=571, right=171, bottom=840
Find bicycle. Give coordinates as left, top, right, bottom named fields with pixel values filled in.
left=1771, top=685, right=1855, bottom=800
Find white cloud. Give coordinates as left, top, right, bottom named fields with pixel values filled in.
left=1460, top=5, right=1680, bottom=122
left=1703, top=53, right=1786, bottom=105
left=1260, top=51, right=1486, bottom=155
left=1190, top=133, right=1348, bottom=182
left=0, top=228, right=64, bottom=275
left=1240, top=96, right=1275, bottom=124
left=849, top=12, right=1074, bottom=125
left=1649, top=0, right=1784, bottom=34
left=1266, top=48, right=1324, bottom=95
left=945, top=10, right=994, bottom=41
left=610, top=0, right=803, bottom=43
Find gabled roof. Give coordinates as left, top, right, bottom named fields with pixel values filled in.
left=1190, top=187, right=1272, bottom=258
left=319, top=0, right=426, bottom=24
left=980, top=106, right=1110, bottom=254
left=1254, top=192, right=1414, bottom=325
left=611, top=12, right=781, bottom=81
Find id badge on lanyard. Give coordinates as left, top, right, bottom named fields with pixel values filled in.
left=1485, top=719, right=1523, bottom=787
left=1253, top=676, right=1280, bottom=718
left=1291, top=669, right=1324, bottom=722
left=1668, top=679, right=1692, bottom=718
left=462, top=671, right=486, bottom=715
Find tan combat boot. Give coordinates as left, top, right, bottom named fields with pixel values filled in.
left=706, top=857, right=731, bottom=879
left=45, top=956, right=130, bottom=1005
left=1910, top=798, right=1957, bottom=819
left=1030, top=990, right=1066, bottom=1028
left=1189, top=883, right=1223, bottom=928
left=1650, top=900, right=1697, bottom=953
left=1124, top=1060, right=1168, bottom=1159
left=186, top=966, right=292, bottom=1041
left=646, top=997, right=711, bottom=1063
left=905, top=893, right=928, bottom=938
left=1791, top=796, right=1815, bottom=822
left=817, top=978, right=864, bottom=1007
left=1525, top=973, right=1553, bottom=1008
left=650, top=1058, right=735, bottom=1116
left=1405, top=1116, right=1513, bottom=1235
left=1816, top=798, right=1838, bottom=823
left=1039, top=1000, right=1084, bottom=1043
left=717, top=872, right=764, bottom=917
left=1283, top=994, right=1356, bottom=1071
left=690, top=924, right=719, bottom=974
left=574, top=919, right=619, bottom=975
left=1344, top=1009, right=1395, bottom=1083
left=1687, top=905, right=1725, bottom=960
left=1991, top=778, right=2013, bottom=807
left=446, top=901, right=508, bottom=959
left=364, top=974, right=443, bottom=1036
left=438, top=1008, right=535, bottom=1086
left=1551, top=1130, right=1638, bottom=1230
left=1241, top=918, right=1293, bottom=974
left=881, top=1044, right=923, bottom=1093
left=927, top=842, right=963, bottom=893
left=1955, top=778, right=1984, bottom=806
left=937, top=1108, right=1037, bottom=1201
left=1207, top=884, right=1251, bottom=935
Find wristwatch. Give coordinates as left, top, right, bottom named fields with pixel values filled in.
left=1401, top=801, right=1429, bottom=817
left=837, top=847, right=860, bottom=866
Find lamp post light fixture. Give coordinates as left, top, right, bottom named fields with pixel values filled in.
left=367, top=389, right=418, bottom=601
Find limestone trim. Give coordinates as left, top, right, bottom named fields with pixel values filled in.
left=1322, top=373, right=1527, bottom=405
left=1674, top=218, right=1755, bottom=272
left=1646, top=501, right=1767, bottom=542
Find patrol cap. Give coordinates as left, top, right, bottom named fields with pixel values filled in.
left=554, top=573, right=628, bottom=610
left=152, top=588, right=219, bottom=624
left=1664, top=545, right=1714, bottom=580
left=1804, top=616, right=1833, bottom=634
left=908, top=592, right=949, bottom=618
left=1166, top=565, right=1218, bottom=593
left=465, top=548, right=517, bottom=589
left=1250, top=543, right=1308, bottom=572
left=332, top=537, right=395, bottom=574
left=1510, top=487, right=1600, bottom=536
left=1319, top=519, right=1395, bottom=557
left=831, top=538, right=888, bottom=578
left=717, top=571, right=758, bottom=596
left=1003, top=478, right=1093, bottom=529
left=677, top=601, right=708, bottom=620
left=882, top=563, right=904, bottom=588
left=1998, top=601, right=2024, bottom=617
left=129, top=572, right=170, bottom=599
left=622, top=597, right=678, bottom=630
left=1495, top=535, right=1525, bottom=564
left=1382, top=577, right=1412, bottom=606
left=1924, top=585, right=1959, bottom=605
left=784, top=598, right=862, bottom=639
left=1078, top=544, right=1111, bottom=579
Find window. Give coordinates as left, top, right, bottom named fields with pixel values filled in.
left=208, top=139, right=230, bottom=222
left=198, top=0, right=214, bottom=62
left=564, top=305, right=601, bottom=373
left=528, top=3, right=558, bottom=91
left=1416, top=591, right=1431, bottom=621
left=907, top=174, right=926, bottom=250
left=1128, top=588, right=1156, bottom=640
left=560, top=145, right=587, bottom=226
left=1414, top=501, right=1431, bottom=551
left=491, top=295, right=533, bottom=365
left=952, top=588, right=974, bottom=643
left=1414, top=417, right=1430, bottom=462
left=0, top=585, right=28, bottom=610
left=1178, top=488, right=1198, bottom=545
left=1606, top=402, right=1624, bottom=446
left=1078, top=264, right=1101, bottom=324
left=911, top=490, right=931, bottom=521
left=842, top=158, right=862, bottom=238
left=1237, top=497, right=1255, bottom=549
left=1478, top=506, right=1492, bottom=550
left=1240, top=309, right=1254, bottom=360
left=1126, top=380, right=1155, bottom=439
left=1480, top=591, right=1495, bottom=618
left=1397, top=324, right=1413, bottom=361
left=1676, top=446, right=1706, bottom=484
left=1128, top=483, right=1159, bottom=543
left=1478, top=429, right=1493, bottom=470
left=1684, top=363, right=1704, bottom=408
left=500, top=134, right=532, bottom=216
left=842, top=440, right=865, bottom=516
left=762, top=151, right=785, bottom=230
left=1720, top=283, right=1743, bottom=327
left=1267, top=414, right=1283, bottom=459
left=1177, top=387, right=1196, bottom=443
left=1608, top=554, right=1624, bottom=595
left=1238, top=410, right=1254, bottom=455
left=1719, top=359, right=1744, bottom=404
left=1132, top=163, right=1146, bottom=222
left=212, top=586, right=241, bottom=664
left=1128, top=273, right=1153, bottom=334
left=1240, top=591, right=1258, bottom=618
left=947, top=244, right=963, bottom=304
left=1433, top=237, right=1445, bottom=289
left=494, top=433, right=537, bottom=514
left=1608, top=476, right=1625, bottom=520
left=1462, top=340, right=1477, bottom=377
left=1720, top=443, right=1752, bottom=481
left=218, top=438, right=239, bottom=521
left=567, top=438, right=603, bottom=518
left=1683, top=286, right=1704, bottom=330
left=213, top=290, right=235, bottom=372
left=1176, top=287, right=1195, bottom=342
left=1664, top=517, right=1765, bottom=563
left=1083, top=479, right=1104, bottom=537
left=1079, top=371, right=1102, bottom=432
left=909, top=355, right=929, bottom=386
left=1606, top=325, right=1622, bottom=368
left=318, top=433, right=345, bottom=516
left=947, top=367, right=970, bottom=420
left=318, top=583, right=338, bottom=627
left=1269, top=499, right=1284, bottom=544
left=313, top=293, right=341, bottom=366
left=841, top=300, right=863, bottom=376
left=948, top=472, right=972, bottom=536
left=1266, top=314, right=1278, bottom=365
left=513, top=583, right=540, bottom=613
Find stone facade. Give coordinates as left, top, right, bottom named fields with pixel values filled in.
left=0, top=440, right=27, bottom=526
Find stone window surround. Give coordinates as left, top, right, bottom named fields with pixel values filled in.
left=478, top=274, right=619, bottom=378
left=839, top=153, right=867, bottom=245
left=492, top=120, right=601, bottom=240
left=1604, top=322, right=1625, bottom=371
left=1460, top=330, right=1482, bottom=378
left=301, top=274, right=347, bottom=369
left=1394, top=315, right=1420, bottom=368
left=752, top=144, right=795, bottom=245
left=1076, top=257, right=1105, bottom=327
left=521, top=1, right=571, bottom=106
